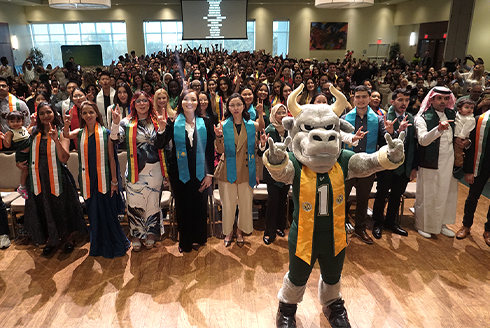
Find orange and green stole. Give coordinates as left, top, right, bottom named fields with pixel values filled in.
left=296, top=163, right=347, bottom=265
left=29, top=132, right=63, bottom=196
left=1, top=93, right=21, bottom=150
left=8, top=93, right=21, bottom=112
left=125, top=118, right=167, bottom=183
left=77, top=123, right=111, bottom=200
left=473, top=111, right=490, bottom=177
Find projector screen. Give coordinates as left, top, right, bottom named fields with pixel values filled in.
left=181, top=0, right=248, bottom=40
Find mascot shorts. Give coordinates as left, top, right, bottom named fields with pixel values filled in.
left=287, top=226, right=346, bottom=287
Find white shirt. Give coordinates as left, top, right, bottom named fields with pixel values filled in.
left=185, top=118, right=196, bottom=147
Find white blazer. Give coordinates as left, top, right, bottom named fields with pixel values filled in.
left=96, top=87, right=115, bottom=126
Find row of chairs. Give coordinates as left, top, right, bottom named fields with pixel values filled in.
left=0, top=151, right=417, bottom=241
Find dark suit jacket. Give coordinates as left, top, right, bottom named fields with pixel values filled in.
left=156, top=116, right=215, bottom=182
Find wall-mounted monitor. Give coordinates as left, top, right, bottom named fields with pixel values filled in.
left=181, top=0, right=248, bottom=40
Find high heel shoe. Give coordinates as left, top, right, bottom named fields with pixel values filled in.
left=276, top=230, right=285, bottom=238
left=236, top=235, right=244, bottom=248
left=224, top=232, right=233, bottom=247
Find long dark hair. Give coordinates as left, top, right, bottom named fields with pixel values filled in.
left=34, top=101, right=63, bottom=136
left=253, top=83, right=271, bottom=108
left=199, top=91, right=218, bottom=125
left=79, top=101, right=105, bottom=128
left=217, top=76, right=232, bottom=99
left=132, top=73, right=144, bottom=88
left=114, top=82, right=133, bottom=106
left=279, top=82, right=292, bottom=103
left=176, top=90, right=198, bottom=116
left=224, top=93, right=250, bottom=121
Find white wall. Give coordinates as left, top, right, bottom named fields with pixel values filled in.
left=0, top=3, right=32, bottom=66
left=397, top=24, right=420, bottom=59
left=467, top=0, right=490, bottom=63
left=15, top=0, right=489, bottom=66
left=394, top=0, right=451, bottom=26
left=25, top=3, right=398, bottom=61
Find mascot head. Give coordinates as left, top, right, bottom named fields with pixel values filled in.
left=283, top=84, right=354, bottom=173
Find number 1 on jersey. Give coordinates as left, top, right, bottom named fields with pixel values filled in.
left=318, top=184, right=329, bottom=216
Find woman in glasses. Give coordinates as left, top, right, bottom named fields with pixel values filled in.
left=110, top=91, right=167, bottom=251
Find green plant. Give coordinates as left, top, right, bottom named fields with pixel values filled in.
left=389, top=42, right=400, bottom=61
left=29, top=47, right=44, bottom=67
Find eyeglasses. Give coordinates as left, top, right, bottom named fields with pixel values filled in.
left=0, top=84, right=8, bottom=89
left=73, top=95, right=85, bottom=99
left=135, top=98, right=149, bottom=104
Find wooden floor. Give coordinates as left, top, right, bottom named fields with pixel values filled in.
left=1, top=183, right=490, bottom=328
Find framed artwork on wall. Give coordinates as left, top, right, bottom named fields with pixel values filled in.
left=309, top=22, right=348, bottom=50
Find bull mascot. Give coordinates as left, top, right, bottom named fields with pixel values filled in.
left=263, top=84, right=406, bottom=328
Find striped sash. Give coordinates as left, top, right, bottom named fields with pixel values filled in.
left=125, top=118, right=167, bottom=184
left=215, top=96, right=224, bottom=121
left=78, top=123, right=110, bottom=200
left=473, top=111, right=490, bottom=177
left=29, top=132, right=63, bottom=196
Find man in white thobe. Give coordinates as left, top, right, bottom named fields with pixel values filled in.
left=414, top=87, right=467, bottom=238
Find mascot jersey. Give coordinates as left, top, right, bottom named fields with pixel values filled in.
left=288, top=149, right=354, bottom=265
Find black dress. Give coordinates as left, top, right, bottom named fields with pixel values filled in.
left=25, top=138, right=87, bottom=246
left=84, top=133, right=129, bottom=258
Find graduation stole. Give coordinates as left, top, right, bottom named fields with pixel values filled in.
left=125, top=117, right=167, bottom=183
left=223, top=116, right=256, bottom=188
left=264, top=104, right=270, bottom=120
left=174, top=114, right=207, bottom=183
left=8, top=93, right=21, bottom=112
left=270, top=95, right=280, bottom=108
left=344, top=106, right=379, bottom=153
left=247, top=104, right=256, bottom=121
left=473, top=111, right=490, bottom=177
left=215, top=96, right=224, bottom=121
left=296, top=163, right=347, bottom=265
left=29, top=131, right=63, bottom=196
left=77, top=123, right=110, bottom=200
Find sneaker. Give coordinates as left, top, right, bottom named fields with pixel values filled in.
left=0, top=235, right=11, bottom=249
left=417, top=229, right=431, bottom=239
left=441, top=225, right=455, bottom=238
left=17, top=187, right=28, bottom=199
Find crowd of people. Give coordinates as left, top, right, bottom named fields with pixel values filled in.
left=0, top=47, right=489, bottom=257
